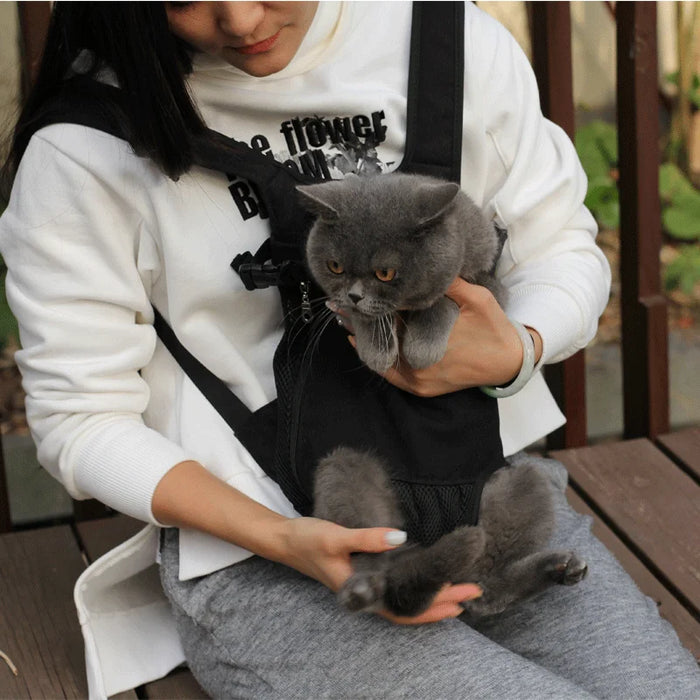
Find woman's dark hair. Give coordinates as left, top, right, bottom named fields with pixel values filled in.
left=3, top=2, right=206, bottom=188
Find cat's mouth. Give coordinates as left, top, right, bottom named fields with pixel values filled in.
left=345, top=303, right=394, bottom=318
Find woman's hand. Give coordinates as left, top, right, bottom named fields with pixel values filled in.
left=381, top=278, right=542, bottom=398
left=153, top=462, right=479, bottom=626
left=280, top=516, right=482, bottom=624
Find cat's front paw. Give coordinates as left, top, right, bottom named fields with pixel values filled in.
left=353, top=317, right=399, bottom=373
left=356, top=343, right=399, bottom=374
left=548, top=552, right=588, bottom=586
left=338, top=571, right=386, bottom=612
left=401, top=335, right=448, bottom=369
left=400, top=301, right=456, bottom=369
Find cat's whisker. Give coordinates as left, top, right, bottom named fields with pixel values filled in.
left=299, top=308, right=335, bottom=369
left=379, top=315, right=389, bottom=355
left=306, top=313, right=337, bottom=367
left=382, top=314, right=394, bottom=356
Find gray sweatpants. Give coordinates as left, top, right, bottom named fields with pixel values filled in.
left=159, top=456, right=700, bottom=699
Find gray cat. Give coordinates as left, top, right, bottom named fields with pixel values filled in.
left=297, top=173, right=588, bottom=618
left=300, top=172, right=505, bottom=374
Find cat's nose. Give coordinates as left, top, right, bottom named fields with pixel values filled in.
left=348, top=292, right=363, bottom=305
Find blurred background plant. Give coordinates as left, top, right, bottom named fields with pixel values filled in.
left=573, top=1, right=700, bottom=330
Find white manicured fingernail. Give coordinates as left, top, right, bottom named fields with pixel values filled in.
left=385, top=530, right=407, bottom=546
left=325, top=300, right=339, bottom=312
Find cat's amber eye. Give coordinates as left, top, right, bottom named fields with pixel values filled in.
left=327, top=260, right=344, bottom=274
left=375, top=268, right=397, bottom=282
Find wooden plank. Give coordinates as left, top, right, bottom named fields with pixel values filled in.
left=17, top=1, right=52, bottom=96
left=553, top=439, right=700, bottom=616
left=566, top=488, right=700, bottom=659
left=657, top=427, right=700, bottom=482
left=545, top=353, right=587, bottom=449
left=76, top=514, right=144, bottom=562
left=0, top=434, right=11, bottom=533
left=530, top=1, right=575, bottom=137
left=616, top=2, right=670, bottom=439
left=143, top=668, right=208, bottom=699
left=0, top=526, right=87, bottom=698
left=73, top=497, right=114, bottom=523
left=529, top=2, right=587, bottom=448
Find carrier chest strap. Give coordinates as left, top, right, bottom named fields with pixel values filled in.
left=151, top=307, right=254, bottom=432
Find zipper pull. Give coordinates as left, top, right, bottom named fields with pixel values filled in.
left=299, top=281, right=313, bottom=323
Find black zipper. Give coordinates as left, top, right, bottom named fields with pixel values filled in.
left=287, top=280, right=315, bottom=508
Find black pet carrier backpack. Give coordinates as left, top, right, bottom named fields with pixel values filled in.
left=35, top=2, right=506, bottom=545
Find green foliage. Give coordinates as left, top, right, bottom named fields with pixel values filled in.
left=575, top=120, right=618, bottom=178
left=575, top=121, right=619, bottom=229
left=658, top=163, right=700, bottom=241
left=0, top=202, right=19, bottom=347
left=663, top=190, right=700, bottom=240
left=659, top=162, right=696, bottom=200
left=0, top=265, right=19, bottom=347
left=664, top=245, right=700, bottom=296
left=665, top=71, right=700, bottom=110
left=576, top=122, right=700, bottom=297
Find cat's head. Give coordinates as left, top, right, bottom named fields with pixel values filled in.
left=298, top=173, right=469, bottom=315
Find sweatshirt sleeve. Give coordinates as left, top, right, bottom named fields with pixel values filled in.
left=0, top=128, right=189, bottom=524
left=467, top=8, right=612, bottom=365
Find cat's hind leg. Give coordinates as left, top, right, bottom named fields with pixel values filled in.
left=461, top=550, right=588, bottom=618
left=312, top=447, right=404, bottom=529
left=313, top=448, right=404, bottom=613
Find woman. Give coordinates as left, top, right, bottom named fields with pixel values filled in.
left=1, top=2, right=698, bottom=698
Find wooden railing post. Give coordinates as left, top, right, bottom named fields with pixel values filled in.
left=17, top=1, right=51, bottom=98
left=616, top=2, right=670, bottom=439
left=0, top=438, right=11, bottom=532
left=529, top=2, right=588, bottom=449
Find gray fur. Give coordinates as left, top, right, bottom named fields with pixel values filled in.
left=301, top=173, right=587, bottom=618
left=313, top=449, right=588, bottom=619
left=298, top=173, right=506, bottom=373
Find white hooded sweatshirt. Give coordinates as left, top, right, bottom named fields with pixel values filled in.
left=0, top=3, right=610, bottom=696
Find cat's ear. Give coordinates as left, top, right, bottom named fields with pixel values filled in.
left=416, top=182, right=461, bottom=227
left=297, top=184, right=339, bottom=221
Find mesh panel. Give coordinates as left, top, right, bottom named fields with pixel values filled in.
left=391, top=480, right=480, bottom=546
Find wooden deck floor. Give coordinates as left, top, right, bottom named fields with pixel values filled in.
left=1, top=428, right=698, bottom=698
left=553, top=427, right=700, bottom=659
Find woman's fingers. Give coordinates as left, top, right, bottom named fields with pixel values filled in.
left=339, top=526, right=408, bottom=554
left=379, top=602, right=464, bottom=624
left=444, top=276, right=487, bottom=307
left=379, top=583, right=483, bottom=625
left=433, top=582, right=483, bottom=604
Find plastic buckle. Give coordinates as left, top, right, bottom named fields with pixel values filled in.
left=231, top=253, right=288, bottom=290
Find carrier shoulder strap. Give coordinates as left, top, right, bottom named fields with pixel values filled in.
left=30, top=2, right=465, bottom=437
left=402, top=1, right=464, bottom=182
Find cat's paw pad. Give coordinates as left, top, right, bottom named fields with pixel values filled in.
left=338, top=571, right=386, bottom=612
left=549, top=553, right=588, bottom=586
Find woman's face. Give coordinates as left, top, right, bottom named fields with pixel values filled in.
left=166, top=1, right=319, bottom=77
